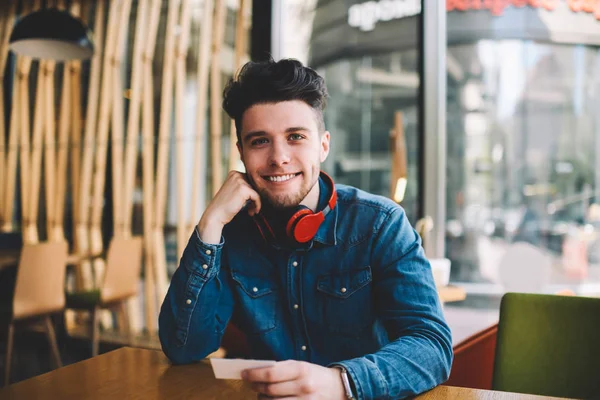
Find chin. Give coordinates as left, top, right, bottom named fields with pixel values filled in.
left=263, top=193, right=304, bottom=210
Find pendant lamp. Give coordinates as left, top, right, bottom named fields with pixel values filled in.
left=9, top=8, right=94, bottom=61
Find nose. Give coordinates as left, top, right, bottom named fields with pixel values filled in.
left=268, top=139, right=290, bottom=167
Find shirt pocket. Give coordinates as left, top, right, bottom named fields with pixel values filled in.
left=316, top=266, right=373, bottom=336
left=231, top=271, right=279, bottom=335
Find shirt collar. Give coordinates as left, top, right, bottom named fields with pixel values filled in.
left=312, top=175, right=338, bottom=246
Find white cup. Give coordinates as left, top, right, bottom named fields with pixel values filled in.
left=430, top=258, right=451, bottom=287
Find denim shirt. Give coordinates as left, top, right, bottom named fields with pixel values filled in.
left=159, top=179, right=453, bottom=399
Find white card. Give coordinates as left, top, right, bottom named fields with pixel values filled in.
left=210, top=358, right=277, bottom=380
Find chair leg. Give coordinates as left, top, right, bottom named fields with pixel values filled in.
left=4, top=322, right=14, bottom=387
left=91, top=307, right=100, bottom=357
left=44, top=316, right=63, bottom=369
left=118, top=301, right=133, bottom=344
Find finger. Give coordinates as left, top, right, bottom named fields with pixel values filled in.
left=245, top=186, right=262, bottom=215
left=257, top=395, right=298, bottom=400
left=243, top=360, right=303, bottom=383
left=251, top=380, right=302, bottom=397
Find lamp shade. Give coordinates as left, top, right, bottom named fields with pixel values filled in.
left=9, top=8, right=94, bottom=61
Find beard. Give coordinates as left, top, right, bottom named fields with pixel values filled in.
left=256, top=174, right=319, bottom=211
left=258, top=187, right=309, bottom=210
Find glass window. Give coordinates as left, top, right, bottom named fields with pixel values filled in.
left=446, top=41, right=600, bottom=295
left=274, top=0, right=423, bottom=223
left=319, top=53, right=421, bottom=221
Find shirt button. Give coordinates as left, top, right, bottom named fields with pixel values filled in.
left=294, top=304, right=299, bottom=309
left=341, top=287, right=347, bottom=293
left=202, top=264, right=208, bottom=270
left=186, top=299, right=192, bottom=305
left=253, top=287, right=258, bottom=293
left=292, top=261, right=298, bottom=267
left=301, top=345, right=307, bottom=351
left=205, top=250, right=211, bottom=255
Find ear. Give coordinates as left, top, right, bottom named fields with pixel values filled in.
left=320, top=131, right=330, bottom=163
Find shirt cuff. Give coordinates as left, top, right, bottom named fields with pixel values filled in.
left=329, top=358, right=387, bottom=400
left=180, top=228, right=225, bottom=280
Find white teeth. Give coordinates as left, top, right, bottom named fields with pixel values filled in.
left=267, top=174, right=296, bottom=182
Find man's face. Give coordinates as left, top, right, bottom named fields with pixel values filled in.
left=238, top=100, right=330, bottom=210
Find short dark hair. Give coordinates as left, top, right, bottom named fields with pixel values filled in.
left=222, top=58, right=328, bottom=144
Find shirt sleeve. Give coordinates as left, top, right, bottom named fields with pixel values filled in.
left=158, top=229, right=235, bottom=364
left=331, top=207, right=453, bottom=399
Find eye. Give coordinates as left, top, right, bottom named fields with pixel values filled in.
left=289, top=133, right=304, bottom=141
left=251, top=137, right=268, bottom=146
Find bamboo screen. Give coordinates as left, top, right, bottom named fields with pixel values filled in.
left=0, top=0, right=251, bottom=335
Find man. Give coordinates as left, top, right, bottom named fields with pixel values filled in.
left=159, top=59, right=453, bottom=399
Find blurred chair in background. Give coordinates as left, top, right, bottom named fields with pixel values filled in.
left=492, top=292, right=600, bottom=398
left=2, top=241, right=68, bottom=386
left=65, top=236, right=143, bottom=357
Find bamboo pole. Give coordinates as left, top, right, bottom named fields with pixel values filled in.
left=25, top=59, right=47, bottom=245
left=0, top=3, right=17, bottom=227
left=153, top=0, right=179, bottom=316
left=189, top=0, right=214, bottom=236
left=20, top=1, right=42, bottom=243
left=121, top=0, right=149, bottom=239
left=140, top=0, right=162, bottom=334
left=90, top=0, right=128, bottom=291
left=43, top=61, right=59, bottom=241
left=210, top=0, right=227, bottom=196
left=175, top=0, right=192, bottom=258
left=228, top=0, right=249, bottom=172
left=18, top=61, right=33, bottom=241
left=108, top=0, right=134, bottom=331
left=109, top=7, right=133, bottom=240
left=76, top=0, right=106, bottom=292
left=2, top=84, right=20, bottom=232
left=2, top=1, right=32, bottom=233
left=53, top=0, right=81, bottom=244
left=70, top=61, right=83, bottom=232
left=53, top=63, right=71, bottom=241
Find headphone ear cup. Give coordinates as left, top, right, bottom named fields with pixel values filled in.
left=292, top=213, right=325, bottom=243
left=286, top=207, right=313, bottom=241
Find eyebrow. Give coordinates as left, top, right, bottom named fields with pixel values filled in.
left=242, top=127, right=311, bottom=143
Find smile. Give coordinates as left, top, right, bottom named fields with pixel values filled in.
left=263, top=173, right=301, bottom=182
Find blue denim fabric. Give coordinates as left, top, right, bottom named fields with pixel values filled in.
left=159, top=180, right=453, bottom=399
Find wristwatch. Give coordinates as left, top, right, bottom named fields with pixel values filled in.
left=334, top=366, right=357, bottom=400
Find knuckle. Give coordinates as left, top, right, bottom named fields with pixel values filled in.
left=302, top=378, right=317, bottom=393
left=263, top=384, right=276, bottom=396
left=264, top=370, right=275, bottom=381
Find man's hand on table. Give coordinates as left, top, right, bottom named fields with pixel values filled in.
left=242, top=360, right=347, bottom=400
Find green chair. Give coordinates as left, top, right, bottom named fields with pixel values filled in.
left=492, top=292, right=600, bottom=399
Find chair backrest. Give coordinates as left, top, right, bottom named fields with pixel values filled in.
left=446, top=323, right=498, bottom=390
left=13, top=241, right=69, bottom=320
left=100, top=236, right=143, bottom=304
left=493, top=293, right=600, bottom=398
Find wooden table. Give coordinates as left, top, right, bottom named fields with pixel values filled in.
left=0, top=347, right=566, bottom=400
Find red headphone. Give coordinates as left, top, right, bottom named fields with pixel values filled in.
left=253, top=171, right=337, bottom=244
